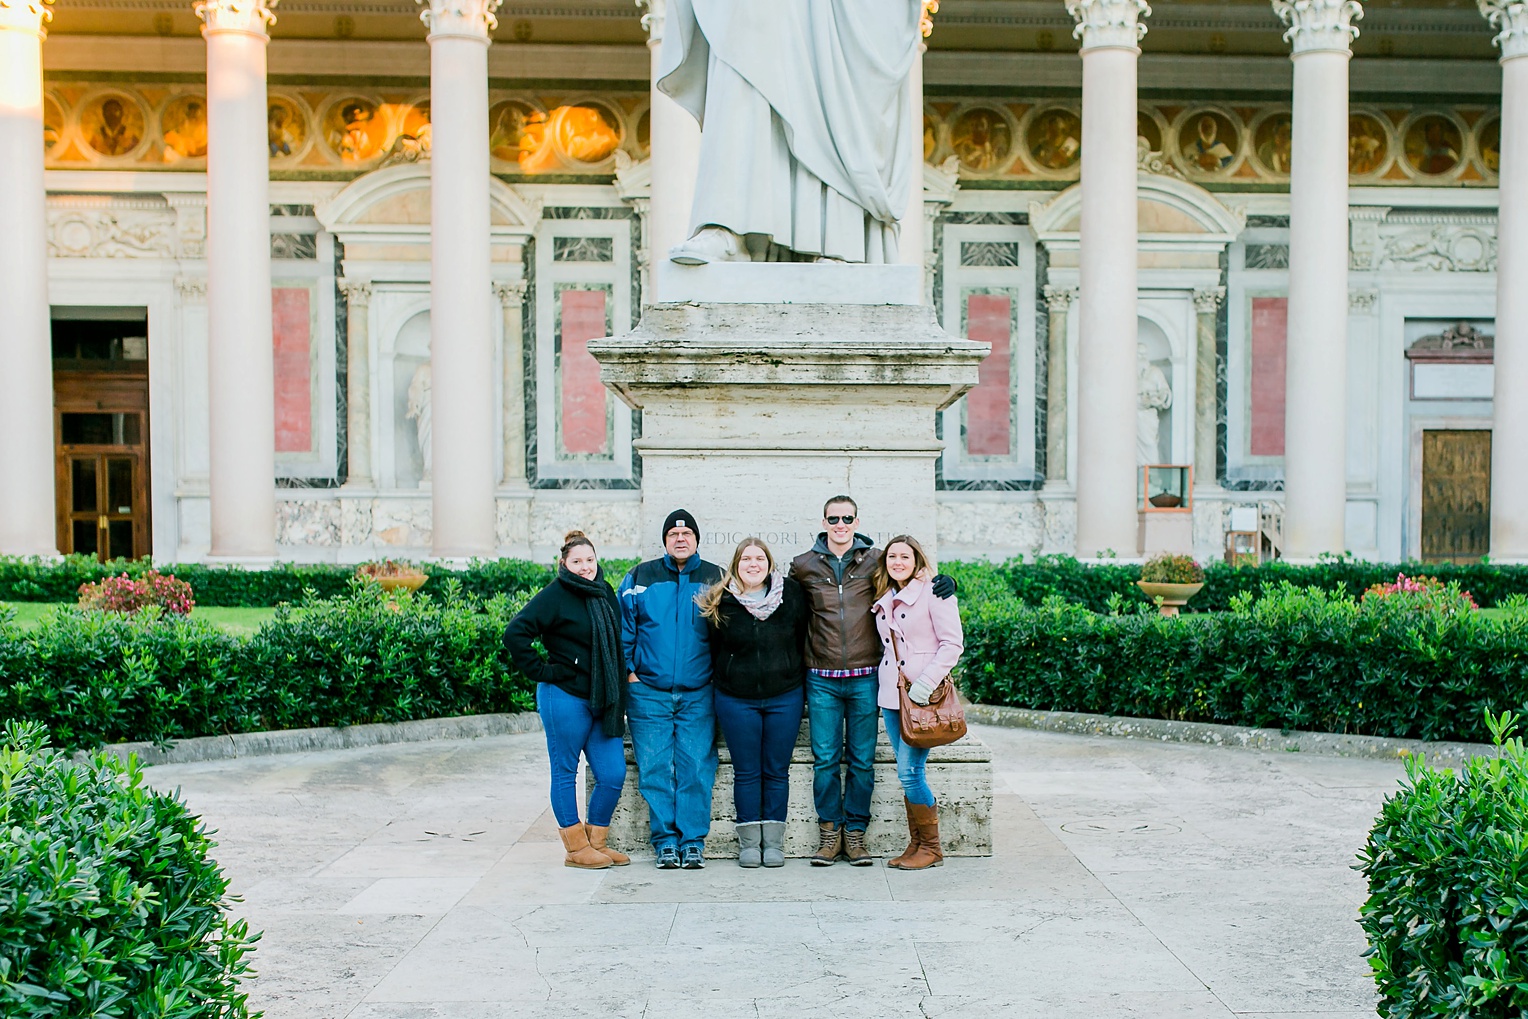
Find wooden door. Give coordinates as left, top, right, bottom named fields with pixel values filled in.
left=54, top=374, right=151, bottom=561
left=1421, top=429, right=1491, bottom=563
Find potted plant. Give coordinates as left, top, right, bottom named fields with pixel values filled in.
left=1136, top=553, right=1204, bottom=617
left=357, top=559, right=428, bottom=594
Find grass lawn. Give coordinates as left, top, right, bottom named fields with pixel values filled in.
left=0, top=602, right=278, bottom=634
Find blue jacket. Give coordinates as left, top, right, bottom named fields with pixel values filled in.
left=618, top=554, right=723, bottom=691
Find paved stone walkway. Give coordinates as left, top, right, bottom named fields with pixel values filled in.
left=146, top=724, right=1396, bottom=1018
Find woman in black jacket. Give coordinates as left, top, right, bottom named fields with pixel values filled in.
left=697, top=537, right=808, bottom=868
left=503, top=530, right=627, bottom=870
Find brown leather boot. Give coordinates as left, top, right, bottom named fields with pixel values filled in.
left=810, top=823, right=843, bottom=866
left=559, top=823, right=612, bottom=870
left=585, top=824, right=629, bottom=866
left=890, top=802, right=943, bottom=871
left=842, top=827, right=874, bottom=866
left=885, top=798, right=920, bottom=869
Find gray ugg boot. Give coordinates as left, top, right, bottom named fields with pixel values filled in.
left=760, top=821, right=787, bottom=868
left=736, top=822, right=763, bottom=868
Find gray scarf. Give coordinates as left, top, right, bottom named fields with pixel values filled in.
left=730, top=571, right=786, bottom=621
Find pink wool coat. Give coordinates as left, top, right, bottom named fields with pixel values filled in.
left=872, top=577, right=965, bottom=710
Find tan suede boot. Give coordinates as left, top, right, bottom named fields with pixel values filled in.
left=585, top=824, right=629, bottom=866
left=843, top=827, right=874, bottom=866
left=885, top=798, right=920, bottom=869
left=559, top=823, right=612, bottom=870
left=890, top=802, right=943, bottom=871
left=810, top=823, right=843, bottom=866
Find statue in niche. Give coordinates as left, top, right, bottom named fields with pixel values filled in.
left=1136, top=343, right=1172, bottom=466
left=657, top=0, right=922, bottom=265
left=405, top=362, right=432, bottom=484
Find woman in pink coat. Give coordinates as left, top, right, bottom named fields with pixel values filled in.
left=871, top=534, right=964, bottom=870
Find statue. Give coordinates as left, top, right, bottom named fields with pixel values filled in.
left=1136, top=343, right=1172, bottom=466
left=656, top=0, right=922, bottom=265
left=405, top=362, right=432, bottom=483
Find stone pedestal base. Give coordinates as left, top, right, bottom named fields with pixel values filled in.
left=588, top=302, right=987, bottom=560
left=593, top=719, right=993, bottom=859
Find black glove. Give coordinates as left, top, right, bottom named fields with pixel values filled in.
left=932, top=573, right=957, bottom=599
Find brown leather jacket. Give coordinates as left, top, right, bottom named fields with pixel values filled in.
left=789, top=536, right=884, bottom=672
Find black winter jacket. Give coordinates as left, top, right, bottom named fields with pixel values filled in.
left=706, top=576, right=809, bottom=700
left=503, top=571, right=622, bottom=699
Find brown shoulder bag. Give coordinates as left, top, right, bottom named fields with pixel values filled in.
left=890, top=628, right=967, bottom=749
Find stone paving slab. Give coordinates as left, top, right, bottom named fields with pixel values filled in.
left=145, top=723, right=1393, bottom=1018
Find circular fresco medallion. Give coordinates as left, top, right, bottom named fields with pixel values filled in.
left=1403, top=114, right=1464, bottom=177
left=951, top=106, right=1013, bottom=172
left=1477, top=116, right=1500, bottom=176
left=1025, top=108, right=1081, bottom=171
left=1251, top=113, right=1293, bottom=175
left=1178, top=110, right=1239, bottom=174
left=267, top=96, right=309, bottom=161
left=161, top=94, right=209, bottom=162
left=43, top=94, right=65, bottom=155
left=81, top=92, right=146, bottom=158
left=489, top=100, right=542, bottom=165
left=323, top=97, right=383, bottom=164
left=551, top=102, right=622, bottom=165
left=1348, top=112, right=1390, bottom=177
left=1137, top=111, right=1163, bottom=154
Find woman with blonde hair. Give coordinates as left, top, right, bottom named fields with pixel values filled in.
left=503, top=530, right=628, bottom=870
left=699, top=538, right=809, bottom=868
left=871, top=535, right=964, bottom=870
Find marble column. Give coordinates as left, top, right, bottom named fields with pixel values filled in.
left=898, top=8, right=933, bottom=273
left=495, top=280, right=528, bottom=487
left=1067, top=0, right=1149, bottom=557
left=199, top=0, right=277, bottom=558
left=0, top=0, right=56, bottom=555
left=1193, top=287, right=1224, bottom=489
left=338, top=279, right=372, bottom=487
left=639, top=0, right=701, bottom=302
left=1273, top=0, right=1361, bottom=559
left=420, top=0, right=500, bottom=557
left=1043, top=285, right=1076, bottom=485
left=1482, top=0, right=1528, bottom=558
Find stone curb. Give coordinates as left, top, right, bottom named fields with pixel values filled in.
left=79, top=712, right=544, bottom=768
left=965, top=703, right=1497, bottom=769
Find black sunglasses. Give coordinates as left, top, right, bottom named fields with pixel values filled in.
left=825, top=515, right=856, bottom=525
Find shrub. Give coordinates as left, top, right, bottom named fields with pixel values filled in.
left=78, top=570, right=195, bottom=616
left=1358, top=710, right=1528, bottom=1017
left=356, top=559, right=425, bottom=581
left=0, top=721, right=259, bottom=1018
left=1140, top=553, right=1204, bottom=584
left=1363, top=572, right=1479, bottom=616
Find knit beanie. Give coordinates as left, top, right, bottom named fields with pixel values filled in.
left=662, top=509, right=699, bottom=542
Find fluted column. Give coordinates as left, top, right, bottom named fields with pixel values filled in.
left=640, top=0, right=701, bottom=302
left=1193, top=287, right=1224, bottom=489
left=1043, top=285, right=1076, bottom=486
left=1274, top=0, right=1361, bottom=559
left=1482, top=0, right=1528, bottom=558
left=0, top=0, right=55, bottom=555
left=419, top=0, right=500, bottom=557
left=198, top=0, right=277, bottom=558
left=1067, top=0, right=1149, bottom=557
left=495, top=280, right=528, bottom=487
left=339, top=279, right=372, bottom=487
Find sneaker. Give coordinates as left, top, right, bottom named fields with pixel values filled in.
left=656, top=846, right=681, bottom=870
left=680, top=844, right=705, bottom=869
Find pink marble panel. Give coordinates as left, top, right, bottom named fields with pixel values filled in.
left=1250, top=296, right=1287, bottom=457
left=559, top=289, right=609, bottom=455
left=966, top=293, right=1013, bottom=457
left=272, top=287, right=311, bottom=453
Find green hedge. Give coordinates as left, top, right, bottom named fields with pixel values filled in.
left=960, top=583, right=1528, bottom=745
left=0, top=721, right=258, bottom=1017
left=1358, top=712, right=1528, bottom=1017
left=0, top=581, right=534, bottom=752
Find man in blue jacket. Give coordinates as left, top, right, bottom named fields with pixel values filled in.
left=618, top=509, right=724, bottom=870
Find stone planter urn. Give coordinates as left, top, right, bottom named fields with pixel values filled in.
left=374, top=573, right=427, bottom=594
left=1136, top=581, right=1203, bottom=617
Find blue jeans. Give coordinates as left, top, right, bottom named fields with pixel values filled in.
left=882, top=708, right=935, bottom=807
left=625, top=682, right=718, bottom=851
left=536, top=682, right=627, bottom=829
left=714, top=687, right=805, bottom=823
left=805, top=672, right=878, bottom=831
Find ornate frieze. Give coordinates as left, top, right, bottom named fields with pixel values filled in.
left=193, top=0, right=276, bottom=37
left=47, top=198, right=177, bottom=258
left=1349, top=211, right=1499, bottom=272
left=1271, top=0, right=1362, bottom=54
left=0, top=0, right=52, bottom=36
left=1066, top=0, right=1150, bottom=51
left=1479, top=0, right=1528, bottom=59
left=417, top=0, right=502, bottom=40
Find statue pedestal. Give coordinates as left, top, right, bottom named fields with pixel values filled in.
left=655, top=261, right=922, bottom=306
left=588, top=299, right=987, bottom=559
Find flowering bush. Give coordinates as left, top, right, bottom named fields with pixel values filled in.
left=77, top=570, right=194, bottom=616
left=357, top=559, right=425, bottom=580
left=1362, top=573, right=1477, bottom=615
left=1140, top=553, right=1204, bottom=585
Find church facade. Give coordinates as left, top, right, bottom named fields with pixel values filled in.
left=0, top=0, right=1519, bottom=564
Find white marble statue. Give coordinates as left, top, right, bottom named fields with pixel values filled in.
left=1136, top=342, right=1172, bottom=465
left=405, top=362, right=432, bottom=483
left=657, top=0, right=922, bottom=265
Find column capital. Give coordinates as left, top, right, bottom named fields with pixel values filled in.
left=637, top=0, right=663, bottom=42
left=1479, top=0, right=1528, bottom=60
left=1193, top=287, right=1226, bottom=313
left=1044, top=285, right=1078, bottom=312
left=338, top=278, right=372, bottom=307
left=417, top=0, right=501, bottom=42
left=921, top=0, right=939, bottom=38
left=0, top=0, right=52, bottom=38
left=1272, top=0, right=1362, bottom=55
left=194, top=0, right=275, bottom=38
left=1066, top=0, right=1150, bottom=53
left=493, top=279, right=528, bottom=305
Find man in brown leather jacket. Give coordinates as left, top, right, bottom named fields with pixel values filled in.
left=789, top=495, right=955, bottom=866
